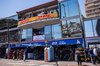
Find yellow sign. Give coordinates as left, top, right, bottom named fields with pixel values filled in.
left=18, top=13, right=58, bottom=25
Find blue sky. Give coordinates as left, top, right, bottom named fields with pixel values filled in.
left=0, top=0, right=86, bottom=18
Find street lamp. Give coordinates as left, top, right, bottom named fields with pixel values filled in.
left=7, top=18, right=10, bottom=59
left=62, top=4, right=66, bottom=18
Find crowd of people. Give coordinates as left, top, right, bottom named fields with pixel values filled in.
left=0, top=31, right=19, bottom=43
left=55, top=47, right=100, bottom=66
left=84, top=47, right=100, bottom=65
left=0, top=46, right=99, bottom=66
left=11, top=49, right=44, bottom=61
left=18, top=8, right=59, bottom=21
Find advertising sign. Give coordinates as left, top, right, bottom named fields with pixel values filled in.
left=18, top=13, right=58, bottom=25
left=33, top=35, right=45, bottom=41
left=49, top=38, right=83, bottom=45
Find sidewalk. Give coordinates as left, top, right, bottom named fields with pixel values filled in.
left=0, top=58, right=100, bottom=66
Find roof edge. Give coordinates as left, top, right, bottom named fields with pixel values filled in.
left=16, top=0, right=58, bottom=14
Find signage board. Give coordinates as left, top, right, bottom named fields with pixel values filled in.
left=49, top=38, right=83, bottom=45
left=33, top=35, right=45, bottom=41
left=18, top=13, right=58, bottom=25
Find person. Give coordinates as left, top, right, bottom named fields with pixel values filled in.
left=89, top=47, right=94, bottom=63
left=13, top=50, right=16, bottom=60
left=0, top=50, right=1, bottom=57
left=41, top=10, right=44, bottom=15
left=68, top=48, right=73, bottom=61
left=47, top=11, right=50, bottom=14
left=50, top=10, right=54, bottom=13
left=84, top=47, right=88, bottom=62
left=17, top=49, right=19, bottom=60
left=75, top=48, right=78, bottom=61
left=33, top=50, right=37, bottom=60
left=23, top=50, right=26, bottom=62
left=76, top=48, right=82, bottom=66
left=93, top=47, right=98, bottom=65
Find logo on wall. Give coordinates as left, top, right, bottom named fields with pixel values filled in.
left=77, top=39, right=80, bottom=44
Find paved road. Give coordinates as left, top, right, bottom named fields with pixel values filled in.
left=0, top=59, right=100, bottom=66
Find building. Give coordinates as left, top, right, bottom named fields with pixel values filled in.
left=85, top=0, right=100, bottom=18
left=8, top=0, right=84, bottom=60
left=0, top=14, right=19, bottom=58
left=83, top=17, right=100, bottom=49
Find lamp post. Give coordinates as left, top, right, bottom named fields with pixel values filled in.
left=7, top=18, right=10, bottom=59
left=62, top=4, right=66, bottom=18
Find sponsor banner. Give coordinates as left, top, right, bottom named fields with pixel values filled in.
left=33, top=35, right=45, bottom=41
left=10, top=44, right=28, bottom=48
left=31, top=42, right=45, bottom=46
left=10, top=42, right=45, bottom=48
left=18, top=13, right=58, bottom=25
left=49, top=38, right=83, bottom=45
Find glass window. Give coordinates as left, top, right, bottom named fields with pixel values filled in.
left=93, top=19, right=100, bottom=36
left=62, top=20, right=69, bottom=38
left=27, top=28, right=32, bottom=41
left=67, top=18, right=82, bottom=37
left=9, top=15, right=18, bottom=20
left=68, top=1, right=79, bottom=17
left=22, top=29, right=27, bottom=39
left=84, top=20, right=94, bottom=37
left=68, top=0, right=77, bottom=5
left=45, top=25, right=51, bottom=40
left=52, top=23, right=62, bottom=39
left=60, top=0, right=79, bottom=18
left=62, top=18, right=82, bottom=38
left=60, top=1, right=69, bottom=18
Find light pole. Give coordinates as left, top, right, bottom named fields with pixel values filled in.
left=7, top=18, right=10, bottom=59
left=62, top=4, right=66, bottom=18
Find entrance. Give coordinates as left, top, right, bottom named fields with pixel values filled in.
left=54, top=44, right=82, bottom=60
left=33, top=46, right=44, bottom=60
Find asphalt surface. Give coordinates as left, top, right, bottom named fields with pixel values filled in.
left=0, top=58, right=100, bottom=66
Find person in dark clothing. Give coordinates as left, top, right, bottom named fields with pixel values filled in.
left=13, top=50, right=16, bottom=60
left=33, top=50, right=37, bottom=60
left=89, top=47, right=94, bottom=63
left=68, top=49, right=73, bottom=61
left=76, top=49, right=82, bottom=66
left=84, top=47, right=88, bottom=62
left=17, top=49, right=19, bottom=60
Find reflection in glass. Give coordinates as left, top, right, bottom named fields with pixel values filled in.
left=68, top=2, right=79, bottom=17
left=84, top=20, right=94, bottom=37
left=61, top=1, right=69, bottom=18
left=62, top=20, right=69, bottom=38
left=27, top=28, right=32, bottom=41
left=95, top=19, right=100, bottom=36
left=60, top=0, right=79, bottom=18
left=92, top=19, right=98, bottom=36
left=45, top=25, right=51, bottom=40
left=62, top=18, right=82, bottom=38
left=67, top=18, right=82, bottom=37
left=52, top=23, right=62, bottom=39
left=22, top=29, right=27, bottom=39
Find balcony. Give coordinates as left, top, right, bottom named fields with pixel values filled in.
left=86, top=7, right=100, bottom=11
left=18, top=13, right=61, bottom=29
left=86, top=3, right=95, bottom=7
left=85, top=0, right=98, bottom=5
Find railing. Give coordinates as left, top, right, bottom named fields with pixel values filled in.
left=86, top=0, right=98, bottom=4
